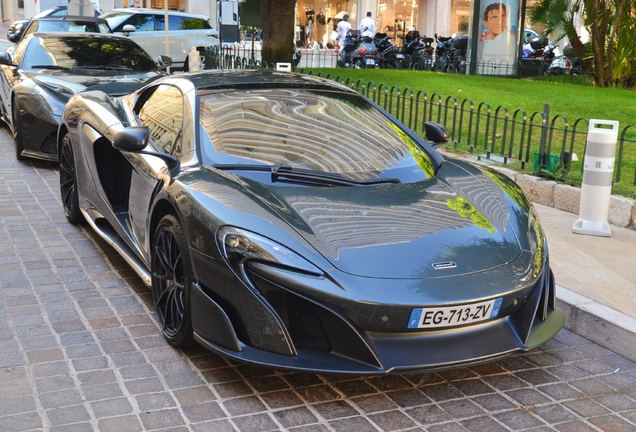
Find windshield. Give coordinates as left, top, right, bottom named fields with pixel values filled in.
left=22, top=35, right=159, bottom=72
left=199, top=89, right=437, bottom=183
left=100, top=11, right=135, bottom=30
left=25, top=20, right=111, bottom=39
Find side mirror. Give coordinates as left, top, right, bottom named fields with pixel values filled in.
left=0, top=53, right=18, bottom=68
left=122, top=24, right=136, bottom=36
left=7, top=34, right=16, bottom=43
left=157, top=55, right=173, bottom=68
left=114, top=126, right=149, bottom=151
left=424, top=121, right=450, bottom=148
left=113, top=126, right=181, bottom=176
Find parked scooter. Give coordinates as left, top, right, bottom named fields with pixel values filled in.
left=402, top=35, right=434, bottom=70
left=337, top=32, right=379, bottom=68
left=446, top=35, right=468, bottom=73
left=373, top=32, right=409, bottom=69
left=433, top=34, right=454, bottom=72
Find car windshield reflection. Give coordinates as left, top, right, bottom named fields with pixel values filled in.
left=198, top=89, right=437, bottom=183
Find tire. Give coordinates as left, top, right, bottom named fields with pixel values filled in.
left=12, top=102, right=25, bottom=161
left=59, top=133, right=83, bottom=223
left=354, top=58, right=365, bottom=69
left=151, top=214, right=195, bottom=348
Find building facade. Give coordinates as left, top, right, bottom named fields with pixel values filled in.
left=3, top=0, right=468, bottom=45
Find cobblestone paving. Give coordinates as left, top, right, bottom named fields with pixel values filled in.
left=3, top=129, right=636, bottom=432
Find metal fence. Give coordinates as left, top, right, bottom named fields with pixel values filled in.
left=201, top=46, right=636, bottom=197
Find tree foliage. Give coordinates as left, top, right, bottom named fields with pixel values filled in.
left=527, top=0, right=636, bottom=88
left=259, top=0, right=296, bottom=66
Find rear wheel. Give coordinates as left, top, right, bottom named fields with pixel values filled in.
left=354, top=58, right=365, bottom=69
left=12, top=102, right=25, bottom=161
left=59, top=133, right=83, bottom=223
left=151, top=214, right=195, bottom=348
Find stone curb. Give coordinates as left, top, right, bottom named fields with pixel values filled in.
left=557, top=286, right=636, bottom=364
left=489, top=167, right=636, bottom=231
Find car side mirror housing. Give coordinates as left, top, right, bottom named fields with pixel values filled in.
left=113, top=126, right=181, bottom=176
left=7, top=34, right=16, bottom=43
left=424, top=121, right=450, bottom=148
left=157, top=55, right=173, bottom=68
left=114, top=126, right=149, bottom=151
left=122, top=24, right=136, bottom=36
left=0, top=53, right=18, bottom=68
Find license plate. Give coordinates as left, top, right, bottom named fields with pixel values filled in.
left=407, top=298, right=503, bottom=329
left=396, top=54, right=404, bottom=58
left=365, top=58, right=375, bottom=65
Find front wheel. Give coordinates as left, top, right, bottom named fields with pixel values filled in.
left=12, top=102, right=25, bottom=160
left=151, top=214, right=195, bottom=348
left=59, top=133, right=83, bottom=224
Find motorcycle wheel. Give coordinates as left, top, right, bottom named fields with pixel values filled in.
left=355, top=59, right=365, bottom=69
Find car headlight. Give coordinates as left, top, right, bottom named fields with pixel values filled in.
left=217, top=227, right=322, bottom=283
left=528, top=207, right=547, bottom=276
left=33, top=85, right=66, bottom=117
left=527, top=207, right=545, bottom=254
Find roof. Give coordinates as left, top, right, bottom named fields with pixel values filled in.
left=30, top=16, right=108, bottom=23
left=103, top=8, right=209, bottom=19
left=185, top=69, right=359, bottom=93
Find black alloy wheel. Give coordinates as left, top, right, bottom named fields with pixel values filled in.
left=12, top=102, right=25, bottom=160
left=151, top=214, right=195, bottom=348
left=59, top=133, right=82, bottom=223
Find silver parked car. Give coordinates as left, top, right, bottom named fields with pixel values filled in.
left=100, top=8, right=219, bottom=70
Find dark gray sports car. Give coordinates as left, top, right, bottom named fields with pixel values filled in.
left=0, top=32, right=170, bottom=161
left=57, top=70, right=564, bottom=374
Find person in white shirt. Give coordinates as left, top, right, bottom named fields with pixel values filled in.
left=336, top=14, right=352, bottom=52
left=478, top=2, right=517, bottom=75
left=359, top=12, right=375, bottom=38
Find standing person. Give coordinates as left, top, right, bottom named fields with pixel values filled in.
left=359, top=11, right=375, bottom=38
left=336, top=14, right=352, bottom=52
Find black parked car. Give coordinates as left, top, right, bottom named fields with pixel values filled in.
left=0, top=32, right=171, bottom=161
left=18, top=16, right=112, bottom=43
left=7, top=6, right=102, bottom=43
left=57, top=70, right=563, bottom=374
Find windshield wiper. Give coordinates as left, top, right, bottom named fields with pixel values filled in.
left=71, top=65, right=133, bottom=71
left=31, top=65, right=71, bottom=70
left=213, top=164, right=400, bottom=186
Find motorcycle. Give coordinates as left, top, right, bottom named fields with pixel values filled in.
left=433, top=34, right=454, bottom=72
left=373, top=32, right=409, bottom=69
left=445, top=35, right=468, bottom=73
left=402, top=36, right=434, bottom=70
left=337, top=32, right=379, bottom=68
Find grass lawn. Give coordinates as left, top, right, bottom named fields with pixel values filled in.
left=306, top=68, right=636, bottom=197
left=309, top=69, right=636, bottom=128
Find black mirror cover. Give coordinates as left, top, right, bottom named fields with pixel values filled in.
left=113, top=127, right=149, bottom=151
left=424, top=121, right=450, bottom=148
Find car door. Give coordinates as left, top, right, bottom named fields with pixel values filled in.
left=128, top=84, right=185, bottom=258
left=0, top=42, right=26, bottom=131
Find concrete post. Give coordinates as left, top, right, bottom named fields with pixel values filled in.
left=572, top=119, right=619, bottom=237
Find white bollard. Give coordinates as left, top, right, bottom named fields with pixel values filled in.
left=572, top=119, right=619, bottom=237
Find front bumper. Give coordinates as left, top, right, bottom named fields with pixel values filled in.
left=189, top=248, right=564, bottom=375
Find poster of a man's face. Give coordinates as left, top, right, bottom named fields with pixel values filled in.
left=483, top=3, right=506, bottom=39
left=476, top=0, right=519, bottom=75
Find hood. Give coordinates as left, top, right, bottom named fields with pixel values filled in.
left=240, top=161, right=521, bottom=279
left=29, top=71, right=161, bottom=103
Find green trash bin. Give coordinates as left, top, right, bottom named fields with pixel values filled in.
left=533, top=153, right=561, bottom=174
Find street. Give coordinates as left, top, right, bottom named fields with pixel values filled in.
left=2, top=123, right=636, bottom=432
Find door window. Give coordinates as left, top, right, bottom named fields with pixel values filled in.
left=138, top=85, right=184, bottom=155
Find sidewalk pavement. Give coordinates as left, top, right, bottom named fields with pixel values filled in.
left=534, top=203, right=636, bottom=363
